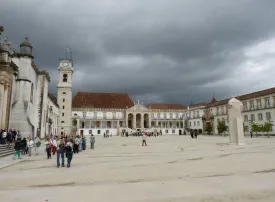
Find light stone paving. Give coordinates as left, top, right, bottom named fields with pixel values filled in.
left=1, top=135, right=275, bottom=202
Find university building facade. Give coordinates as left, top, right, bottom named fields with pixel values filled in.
left=70, top=93, right=186, bottom=136
left=0, top=27, right=59, bottom=138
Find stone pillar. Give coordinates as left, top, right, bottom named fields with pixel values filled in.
left=148, top=115, right=151, bottom=128
left=133, top=113, right=136, bottom=129
left=125, top=113, right=128, bottom=128
left=1, top=84, right=8, bottom=129
left=0, top=83, right=4, bottom=129
left=141, top=113, right=144, bottom=129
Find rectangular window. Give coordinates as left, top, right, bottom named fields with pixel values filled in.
left=63, top=98, right=65, bottom=102
left=266, top=112, right=271, bottom=120
left=243, top=102, right=248, bottom=111
left=165, top=130, right=168, bottom=133
left=172, top=130, right=175, bottom=133
left=258, top=113, right=263, bottom=121
left=61, top=121, right=65, bottom=123
left=97, top=130, right=101, bottom=134
left=244, top=115, right=248, bottom=122
left=250, top=101, right=254, bottom=110
left=62, top=113, right=64, bottom=116
left=256, top=99, right=262, bottom=109
left=251, top=114, right=255, bottom=121
left=63, top=106, right=65, bottom=109
left=221, top=107, right=224, bottom=114
left=197, top=121, right=200, bottom=126
left=216, top=108, right=219, bottom=115
left=63, top=92, right=66, bottom=94
left=189, top=122, right=191, bottom=126
left=265, top=98, right=270, bottom=108
left=194, top=121, right=196, bottom=126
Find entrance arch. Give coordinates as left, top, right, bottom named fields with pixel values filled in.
left=128, top=113, right=133, bottom=129
left=144, top=113, right=149, bottom=128
left=136, top=113, right=141, bottom=128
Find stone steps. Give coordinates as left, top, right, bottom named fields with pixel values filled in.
left=0, top=144, right=14, bottom=158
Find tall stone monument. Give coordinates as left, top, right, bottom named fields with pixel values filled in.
left=228, top=97, right=245, bottom=145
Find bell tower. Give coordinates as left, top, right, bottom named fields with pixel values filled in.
left=57, top=48, right=74, bottom=136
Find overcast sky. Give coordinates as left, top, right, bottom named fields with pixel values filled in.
left=1, top=0, right=275, bottom=105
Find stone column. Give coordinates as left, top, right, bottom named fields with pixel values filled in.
left=125, top=113, right=128, bottom=128
left=133, top=113, right=136, bottom=129
left=148, top=115, right=151, bottom=128
left=0, top=83, right=4, bottom=129
left=141, top=113, right=144, bottom=129
left=1, top=84, right=8, bottom=130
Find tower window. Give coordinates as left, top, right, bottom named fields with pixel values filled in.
left=62, top=113, right=64, bottom=116
left=63, top=74, right=68, bottom=82
left=63, top=98, right=65, bottom=102
left=63, top=92, right=66, bottom=94
left=61, top=121, right=65, bottom=123
left=63, top=106, right=65, bottom=109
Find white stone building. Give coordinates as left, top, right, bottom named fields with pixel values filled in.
left=184, top=103, right=206, bottom=133
left=70, top=92, right=186, bottom=136
left=0, top=27, right=59, bottom=138
left=202, top=88, right=275, bottom=135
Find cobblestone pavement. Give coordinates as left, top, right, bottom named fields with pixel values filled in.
left=1, top=135, right=275, bottom=202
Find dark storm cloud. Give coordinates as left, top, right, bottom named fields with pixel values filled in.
left=1, top=0, right=275, bottom=105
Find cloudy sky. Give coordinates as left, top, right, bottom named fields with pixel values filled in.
left=1, top=0, right=275, bottom=105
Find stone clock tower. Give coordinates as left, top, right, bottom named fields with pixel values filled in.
left=57, top=50, right=74, bottom=136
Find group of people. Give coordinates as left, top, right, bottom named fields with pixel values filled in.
left=29, top=134, right=96, bottom=168
left=0, top=129, right=21, bottom=146
left=190, top=129, right=198, bottom=139
left=13, top=136, right=41, bottom=159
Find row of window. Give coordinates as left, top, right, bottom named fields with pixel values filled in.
left=243, top=97, right=273, bottom=111
left=244, top=112, right=271, bottom=122
left=189, top=120, right=200, bottom=127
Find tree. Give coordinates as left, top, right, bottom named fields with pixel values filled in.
left=205, top=122, right=213, bottom=135
left=250, top=121, right=260, bottom=136
left=217, top=120, right=227, bottom=135
left=262, top=121, right=273, bottom=138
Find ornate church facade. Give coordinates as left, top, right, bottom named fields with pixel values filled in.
left=0, top=27, right=59, bottom=138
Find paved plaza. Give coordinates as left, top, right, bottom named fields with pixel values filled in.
left=1, top=135, right=275, bottom=202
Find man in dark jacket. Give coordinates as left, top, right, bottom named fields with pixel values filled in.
left=13, top=139, right=21, bottom=159
left=6, top=131, right=12, bottom=149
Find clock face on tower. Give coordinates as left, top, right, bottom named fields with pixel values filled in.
left=63, top=62, right=69, bottom=67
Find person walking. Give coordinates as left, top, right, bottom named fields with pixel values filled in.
left=82, top=136, right=86, bottom=150
left=45, top=137, right=52, bottom=159
left=52, top=137, right=57, bottom=155
left=28, top=137, right=34, bottom=157
left=20, top=137, right=27, bottom=155
left=65, top=139, right=73, bottom=168
left=2, top=130, right=7, bottom=145
left=194, top=130, right=198, bottom=139
left=34, top=136, right=41, bottom=155
left=56, top=137, right=65, bottom=168
left=13, top=139, right=21, bottom=160
left=6, top=131, right=12, bottom=149
left=90, top=134, right=95, bottom=149
left=142, top=133, right=147, bottom=146
left=190, top=129, right=194, bottom=138
left=250, top=131, right=253, bottom=138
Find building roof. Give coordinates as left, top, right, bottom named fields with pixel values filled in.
left=189, top=102, right=207, bottom=109
left=207, top=87, right=275, bottom=107
left=72, top=92, right=134, bottom=109
left=48, top=93, right=59, bottom=107
left=147, top=103, right=186, bottom=110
